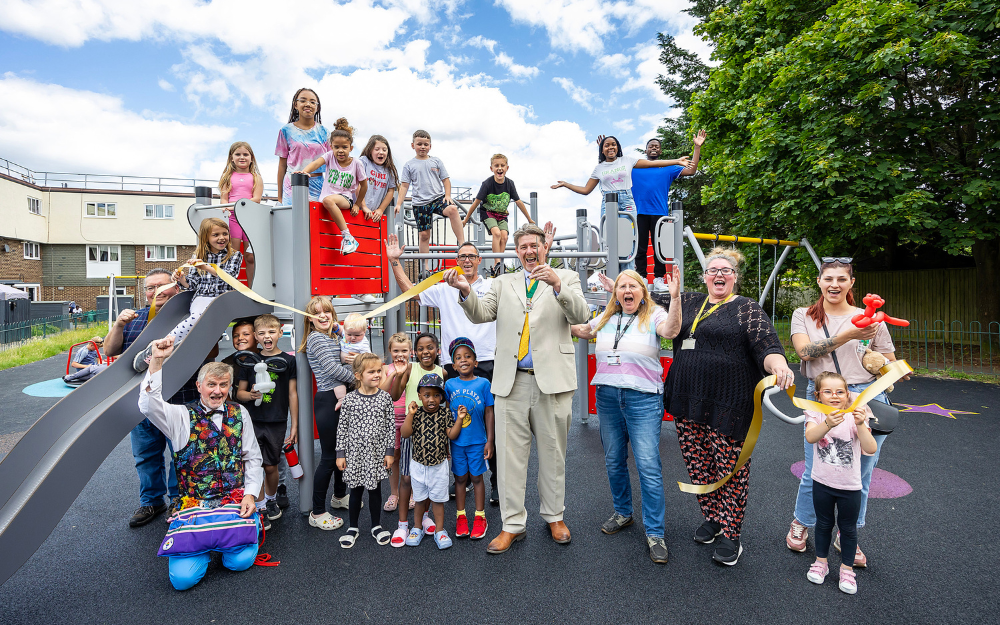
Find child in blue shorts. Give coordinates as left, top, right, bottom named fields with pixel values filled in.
left=444, top=337, right=494, bottom=540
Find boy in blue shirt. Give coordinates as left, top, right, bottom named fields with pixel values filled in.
left=444, top=337, right=494, bottom=540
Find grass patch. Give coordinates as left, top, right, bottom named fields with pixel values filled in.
left=0, top=323, right=109, bottom=372
left=911, top=367, right=999, bottom=385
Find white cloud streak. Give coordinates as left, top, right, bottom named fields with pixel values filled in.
left=552, top=76, right=597, bottom=111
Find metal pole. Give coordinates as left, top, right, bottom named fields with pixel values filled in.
left=529, top=192, right=538, bottom=225
left=291, top=173, right=314, bottom=514
left=107, top=275, right=115, bottom=327
left=605, top=193, right=620, bottom=278
left=758, top=244, right=793, bottom=307
left=800, top=238, right=823, bottom=272
left=683, top=226, right=707, bottom=271
left=384, top=201, right=399, bottom=349
left=574, top=208, right=589, bottom=423
left=474, top=205, right=487, bottom=278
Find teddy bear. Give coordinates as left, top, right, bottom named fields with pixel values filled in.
left=861, top=348, right=893, bottom=393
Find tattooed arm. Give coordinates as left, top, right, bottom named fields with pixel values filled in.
left=791, top=323, right=878, bottom=362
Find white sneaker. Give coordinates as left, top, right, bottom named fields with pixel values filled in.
left=330, top=494, right=349, bottom=509
left=358, top=294, right=376, bottom=303
left=652, top=277, right=667, bottom=293
left=341, top=233, right=360, bottom=255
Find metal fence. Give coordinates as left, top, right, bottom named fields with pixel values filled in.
left=772, top=316, right=1000, bottom=377
left=0, top=312, right=104, bottom=353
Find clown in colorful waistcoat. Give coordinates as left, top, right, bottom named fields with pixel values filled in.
left=138, top=336, right=263, bottom=591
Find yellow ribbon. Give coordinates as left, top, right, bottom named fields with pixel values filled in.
left=363, top=271, right=445, bottom=320
left=150, top=260, right=321, bottom=320
left=677, top=359, right=913, bottom=495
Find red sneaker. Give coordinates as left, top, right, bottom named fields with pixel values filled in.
left=470, top=514, right=488, bottom=540
left=455, top=514, right=470, bottom=538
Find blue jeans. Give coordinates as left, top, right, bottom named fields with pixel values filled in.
left=793, top=380, right=889, bottom=528
left=131, top=418, right=179, bottom=507
left=595, top=385, right=665, bottom=538
left=600, top=190, right=637, bottom=272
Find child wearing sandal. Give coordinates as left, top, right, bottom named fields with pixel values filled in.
left=804, top=371, right=877, bottom=595
left=379, top=332, right=412, bottom=513
left=401, top=373, right=461, bottom=550
left=335, top=352, right=395, bottom=548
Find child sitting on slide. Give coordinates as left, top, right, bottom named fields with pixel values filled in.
left=133, top=217, right=242, bottom=373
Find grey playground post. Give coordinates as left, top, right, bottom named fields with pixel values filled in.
left=291, top=173, right=315, bottom=513
left=383, top=200, right=399, bottom=349
left=529, top=191, right=538, bottom=224
left=574, top=208, right=589, bottom=418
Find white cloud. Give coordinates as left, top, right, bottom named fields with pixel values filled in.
left=0, top=74, right=234, bottom=177
left=157, top=78, right=174, bottom=92
left=552, top=77, right=597, bottom=111
left=613, top=42, right=670, bottom=104
left=466, top=35, right=498, bottom=53
left=612, top=118, right=635, bottom=132
left=594, top=53, right=630, bottom=75
left=494, top=52, right=540, bottom=79
left=673, top=28, right=716, bottom=66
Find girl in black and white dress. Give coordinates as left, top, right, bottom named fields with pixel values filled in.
left=336, top=352, right=395, bottom=548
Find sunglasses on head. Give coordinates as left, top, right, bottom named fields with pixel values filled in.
left=821, top=257, right=853, bottom=264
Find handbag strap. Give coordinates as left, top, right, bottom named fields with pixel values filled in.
left=821, top=322, right=842, bottom=375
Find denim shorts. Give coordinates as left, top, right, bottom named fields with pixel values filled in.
left=414, top=196, right=448, bottom=232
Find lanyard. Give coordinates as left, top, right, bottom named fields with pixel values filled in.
left=689, top=294, right=733, bottom=337
left=613, top=313, right=637, bottom=350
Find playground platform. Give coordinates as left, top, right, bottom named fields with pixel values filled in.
left=0, top=351, right=994, bottom=624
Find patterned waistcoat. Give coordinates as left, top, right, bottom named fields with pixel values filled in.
left=174, top=401, right=245, bottom=501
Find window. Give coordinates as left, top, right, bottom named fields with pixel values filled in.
left=23, top=242, right=40, bottom=260
left=114, top=287, right=128, bottom=296
left=86, top=244, right=121, bottom=278
left=145, top=245, right=177, bottom=261
left=27, top=197, right=41, bottom=215
left=144, top=204, right=174, bottom=219
left=85, top=202, right=116, bottom=218
left=14, top=283, right=39, bottom=301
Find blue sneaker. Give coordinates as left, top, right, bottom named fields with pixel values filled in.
left=341, top=233, right=360, bottom=255
left=433, top=529, right=453, bottom=550
left=405, top=527, right=424, bottom=547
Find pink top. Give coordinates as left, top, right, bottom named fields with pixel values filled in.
left=805, top=403, right=874, bottom=491
left=228, top=172, right=255, bottom=203
left=319, top=153, right=367, bottom=202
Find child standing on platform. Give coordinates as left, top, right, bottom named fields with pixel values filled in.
left=401, top=373, right=461, bottom=550
left=379, top=332, right=411, bottom=512
left=134, top=218, right=241, bottom=372
left=218, top=141, right=263, bottom=286
left=804, top=371, right=877, bottom=595
left=359, top=135, right=399, bottom=222
left=388, top=332, right=445, bottom=546
left=275, top=88, right=328, bottom=203
left=462, top=154, right=534, bottom=277
left=296, top=117, right=368, bottom=255
left=396, top=130, right=464, bottom=274
left=335, top=352, right=395, bottom=548
left=334, top=313, right=371, bottom=410
left=444, top=338, right=494, bottom=540
left=235, top=314, right=298, bottom=531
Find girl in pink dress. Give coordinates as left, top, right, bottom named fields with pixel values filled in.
left=218, top=141, right=263, bottom=286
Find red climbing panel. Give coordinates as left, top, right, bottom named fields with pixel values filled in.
left=309, top=201, right=389, bottom=296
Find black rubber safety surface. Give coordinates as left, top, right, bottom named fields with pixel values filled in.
left=0, top=355, right=996, bottom=624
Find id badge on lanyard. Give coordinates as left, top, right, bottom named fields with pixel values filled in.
left=681, top=339, right=696, bottom=350
left=607, top=353, right=622, bottom=366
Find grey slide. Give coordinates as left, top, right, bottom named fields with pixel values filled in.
left=0, top=290, right=271, bottom=586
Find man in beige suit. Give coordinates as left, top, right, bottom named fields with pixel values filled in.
left=445, top=223, right=590, bottom=554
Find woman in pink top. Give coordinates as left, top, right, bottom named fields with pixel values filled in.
left=218, top=141, right=263, bottom=286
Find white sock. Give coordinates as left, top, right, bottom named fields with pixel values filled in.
left=265, top=493, right=276, bottom=502
left=256, top=502, right=266, bottom=510
left=342, top=227, right=351, bottom=236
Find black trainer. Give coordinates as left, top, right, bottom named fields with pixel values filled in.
left=259, top=509, right=271, bottom=531
left=265, top=499, right=282, bottom=521
left=712, top=536, right=743, bottom=566
left=647, top=536, right=669, bottom=564
left=601, top=512, right=634, bottom=535
left=693, top=520, right=723, bottom=544
left=489, top=492, right=500, bottom=507
left=276, top=484, right=289, bottom=509
left=129, top=503, right=167, bottom=527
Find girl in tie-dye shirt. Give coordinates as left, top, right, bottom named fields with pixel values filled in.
left=275, top=88, right=329, bottom=203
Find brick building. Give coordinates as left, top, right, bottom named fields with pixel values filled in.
left=0, top=158, right=264, bottom=312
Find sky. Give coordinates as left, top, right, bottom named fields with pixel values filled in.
left=0, top=0, right=711, bottom=235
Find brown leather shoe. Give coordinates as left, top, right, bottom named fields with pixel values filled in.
left=548, top=520, right=571, bottom=544
left=486, top=531, right=526, bottom=554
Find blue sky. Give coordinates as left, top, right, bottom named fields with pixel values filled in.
left=0, top=0, right=710, bottom=232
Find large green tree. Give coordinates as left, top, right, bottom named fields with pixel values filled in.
left=664, top=0, right=999, bottom=323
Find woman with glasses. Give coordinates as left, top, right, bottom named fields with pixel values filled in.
left=785, top=257, right=905, bottom=567
left=661, top=247, right=794, bottom=565
left=275, top=88, right=328, bottom=204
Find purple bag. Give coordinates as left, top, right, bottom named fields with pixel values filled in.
left=157, top=504, right=258, bottom=557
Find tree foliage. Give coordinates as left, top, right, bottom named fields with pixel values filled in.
left=660, top=0, right=1000, bottom=322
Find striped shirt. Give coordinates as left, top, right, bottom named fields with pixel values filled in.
left=184, top=249, right=243, bottom=298
left=589, top=308, right=668, bottom=394
left=306, top=331, right=355, bottom=392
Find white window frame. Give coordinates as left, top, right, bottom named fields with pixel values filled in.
left=85, top=202, right=117, bottom=218
left=14, top=283, right=40, bottom=301
left=114, top=286, right=128, bottom=296
left=86, top=244, right=122, bottom=279
left=145, top=245, right=177, bottom=261
left=23, top=241, right=40, bottom=260
left=27, top=197, right=41, bottom=215
left=144, top=204, right=174, bottom=219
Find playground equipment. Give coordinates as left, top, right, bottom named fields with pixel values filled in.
left=0, top=172, right=818, bottom=585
